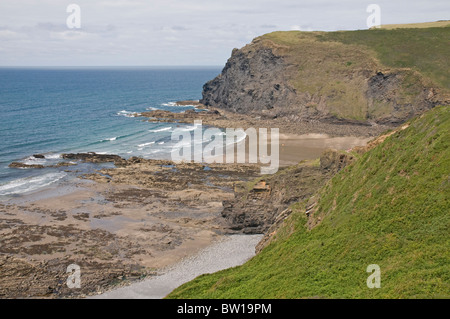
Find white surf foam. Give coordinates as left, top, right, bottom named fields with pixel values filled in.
left=100, top=136, right=118, bottom=142
left=22, top=157, right=47, bottom=166
left=149, top=127, right=172, bottom=133
left=161, top=102, right=196, bottom=108
left=117, top=110, right=139, bottom=118
left=0, top=172, right=67, bottom=196
left=21, top=153, right=63, bottom=165
left=138, top=141, right=155, bottom=148
left=178, top=123, right=202, bottom=132
left=44, top=153, right=62, bottom=160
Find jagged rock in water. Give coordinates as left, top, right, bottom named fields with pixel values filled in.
left=9, top=162, right=45, bottom=169
left=61, top=152, right=126, bottom=165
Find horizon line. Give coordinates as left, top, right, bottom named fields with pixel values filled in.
left=0, top=65, right=223, bottom=68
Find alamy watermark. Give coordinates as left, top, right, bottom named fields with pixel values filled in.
left=170, top=121, right=279, bottom=174
left=66, top=4, right=81, bottom=29
left=66, top=264, right=81, bottom=289
left=366, top=264, right=381, bottom=288
left=366, top=4, right=381, bottom=29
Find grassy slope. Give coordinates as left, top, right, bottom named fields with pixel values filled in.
left=167, top=105, right=449, bottom=299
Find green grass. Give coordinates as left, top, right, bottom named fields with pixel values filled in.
left=167, top=105, right=450, bottom=299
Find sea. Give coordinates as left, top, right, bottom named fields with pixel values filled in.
left=0, top=67, right=223, bottom=197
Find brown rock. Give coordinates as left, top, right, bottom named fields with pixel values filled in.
left=9, top=162, right=45, bottom=169
left=61, top=152, right=126, bottom=165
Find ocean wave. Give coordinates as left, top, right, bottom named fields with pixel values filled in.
left=171, top=140, right=192, bottom=148
left=21, top=153, right=62, bottom=165
left=149, top=126, right=172, bottom=133
left=161, top=102, right=195, bottom=108
left=144, top=148, right=163, bottom=155
left=100, top=136, right=119, bottom=142
left=22, top=159, right=46, bottom=166
left=117, top=110, right=139, bottom=118
left=138, top=141, right=155, bottom=148
left=178, top=123, right=202, bottom=132
left=0, top=172, right=67, bottom=196
left=44, top=153, right=62, bottom=160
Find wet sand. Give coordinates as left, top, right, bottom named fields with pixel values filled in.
left=278, top=133, right=371, bottom=166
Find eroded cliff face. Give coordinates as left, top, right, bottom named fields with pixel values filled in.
left=202, top=45, right=297, bottom=115
left=201, top=34, right=448, bottom=126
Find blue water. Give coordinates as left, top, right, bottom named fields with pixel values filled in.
left=0, top=67, right=221, bottom=196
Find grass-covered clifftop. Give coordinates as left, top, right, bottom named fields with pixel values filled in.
left=265, top=22, right=450, bottom=91
left=167, top=104, right=449, bottom=299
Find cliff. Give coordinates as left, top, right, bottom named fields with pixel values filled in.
left=201, top=24, right=449, bottom=126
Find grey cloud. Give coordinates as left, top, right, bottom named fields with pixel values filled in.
left=260, top=24, right=278, bottom=29
left=36, top=22, right=67, bottom=32
left=171, top=26, right=189, bottom=31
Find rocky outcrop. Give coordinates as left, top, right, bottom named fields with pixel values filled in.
left=175, top=100, right=203, bottom=107
left=9, top=153, right=126, bottom=170
left=8, top=161, right=76, bottom=169
left=201, top=45, right=297, bottom=116
left=61, top=152, right=126, bottom=165
left=139, top=108, right=221, bottom=123
left=9, top=162, right=45, bottom=169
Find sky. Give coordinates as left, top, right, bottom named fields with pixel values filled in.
left=0, top=0, right=448, bottom=66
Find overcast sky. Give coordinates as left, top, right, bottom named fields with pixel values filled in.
left=0, top=0, right=448, bottom=66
